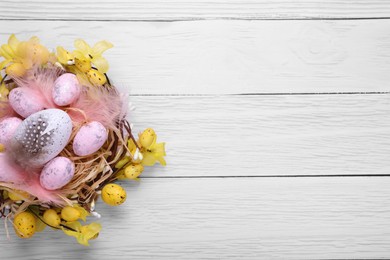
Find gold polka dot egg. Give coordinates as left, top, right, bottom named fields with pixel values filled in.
left=101, top=183, right=127, bottom=206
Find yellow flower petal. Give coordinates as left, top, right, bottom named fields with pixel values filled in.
left=141, top=152, right=157, bottom=166
left=62, top=222, right=101, bottom=246
left=56, top=46, right=72, bottom=64
left=74, top=205, right=89, bottom=222
left=8, top=34, right=20, bottom=52
left=92, top=56, right=109, bottom=73
left=0, top=59, right=11, bottom=71
left=28, top=36, right=40, bottom=44
left=74, top=39, right=91, bottom=55
left=0, top=44, right=15, bottom=60
left=92, top=40, right=113, bottom=55
left=73, top=50, right=88, bottom=61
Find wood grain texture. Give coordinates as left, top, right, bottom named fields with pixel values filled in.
left=1, top=178, right=389, bottom=259
left=1, top=20, right=390, bottom=94
left=130, top=94, right=390, bottom=177
left=2, top=0, right=390, bottom=20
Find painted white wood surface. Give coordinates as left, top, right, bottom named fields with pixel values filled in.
left=1, top=178, right=390, bottom=259
left=131, top=94, right=390, bottom=177
left=1, top=20, right=390, bottom=94
left=2, top=0, right=390, bottom=20
left=1, top=0, right=389, bottom=258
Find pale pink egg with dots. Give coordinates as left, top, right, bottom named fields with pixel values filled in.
left=0, top=117, right=22, bottom=147
left=40, top=156, right=75, bottom=190
left=52, top=73, right=81, bottom=106
left=9, top=88, right=46, bottom=118
left=73, top=121, right=108, bottom=156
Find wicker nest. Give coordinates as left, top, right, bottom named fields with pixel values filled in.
left=0, top=70, right=135, bottom=216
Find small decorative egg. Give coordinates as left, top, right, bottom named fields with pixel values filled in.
left=0, top=117, right=22, bottom=147
left=75, top=58, right=91, bottom=73
left=73, top=121, right=108, bottom=156
left=40, top=156, right=75, bottom=190
left=139, top=128, right=156, bottom=148
left=9, top=87, right=46, bottom=118
left=86, top=69, right=107, bottom=86
left=13, top=211, right=37, bottom=238
left=43, top=209, right=61, bottom=228
left=52, top=73, right=81, bottom=106
left=101, top=183, right=127, bottom=206
left=8, top=189, right=30, bottom=201
left=61, top=206, right=81, bottom=222
left=124, top=164, right=144, bottom=180
left=11, top=109, right=73, bottom=166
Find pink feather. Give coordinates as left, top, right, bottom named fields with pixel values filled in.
left=68, top=85, right=126, bottom=129
left=0, top=153, right=64, bottom=205
left=11, top=67, right=62, bottom=111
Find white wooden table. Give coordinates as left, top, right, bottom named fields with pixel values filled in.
left=1, top=1, right=390, bottom=259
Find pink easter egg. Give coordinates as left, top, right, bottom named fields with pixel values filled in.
left=9, top=87, right=46, bottom=118
left=52, top=73, right=81, bottom=106
left=73, top=121, right=108, bottom=156
left=0, top=117, right=22, bottom=147
left=40, top=156, right=75, bottom=190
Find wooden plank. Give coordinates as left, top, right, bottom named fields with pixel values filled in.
left=130, top=94, right=390, bottom=177
left=1, top=178, right=389, bottom=258
left=1, top=20, right=390, bottom=94
left=2, top=0, right=390, bottom=20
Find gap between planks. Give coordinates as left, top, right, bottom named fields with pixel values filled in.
left=3, top=17, right=390, bottom=22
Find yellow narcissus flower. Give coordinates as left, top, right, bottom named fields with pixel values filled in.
left=0, top=34, right=50, bottom=78
left=0, top=34, right=20, bottom=70
left=62, top=222, right=101, bottom=246
left=73, top=39, right=113, bottom=74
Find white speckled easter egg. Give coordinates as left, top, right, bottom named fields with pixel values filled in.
left=11, top=109, right=73, bottom=166
left=73, top=121, right=108, bottom=156
left=40, top=156, right=75, bottom=190
left=9, top=88, right=46, bottom=118
left=0, top=117, right=22, bottom=147
left=52, top=73, right=81, bottom=106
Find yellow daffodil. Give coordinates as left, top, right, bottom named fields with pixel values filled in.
left=73, top=39, right=113, bottom=74
left=55, top=39, right=112, bottom=86
left=62, top=221, right=101, bottom=246
left=0, top=34, right=50, bottom=78
left=0, top=34, right=20, bottom=71
left=141, top=141, right=166, bottom=166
